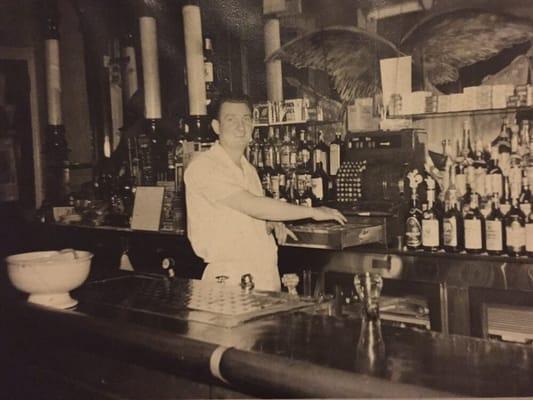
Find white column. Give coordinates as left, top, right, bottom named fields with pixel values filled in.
left=122, top=44, right=139, bottom=101
left=264, top=18, right=283, bottom=102
left=45, top=37, right=62, bottom=124
left=139, top=16, right=162, bottom=119
left=182, top=4, right=207, bottom=116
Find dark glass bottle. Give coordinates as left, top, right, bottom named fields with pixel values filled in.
left=443, top=190, right=464, bottom=253
left=504, top=196, right=526, bottom=257
left=313, top=131, right=330, bottom=175
left=485, top=193, right=506, bottom=256
left=464, top=193, right=485, bottom=254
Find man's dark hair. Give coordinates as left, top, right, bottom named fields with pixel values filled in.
left=214, top=93, right=253, bottom=120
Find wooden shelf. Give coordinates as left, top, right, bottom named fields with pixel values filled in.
left=389, top=106, right=533, bottom=120
left=254, top=120, right=340, bottom=127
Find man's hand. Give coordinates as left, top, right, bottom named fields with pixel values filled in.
left=311, top=207, right=347, bottom=225
left=266, top=221, right=298, bottom=245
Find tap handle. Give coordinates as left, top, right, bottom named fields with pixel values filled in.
left=240, top=273, right=254, bottom=292
left=282, top=273, right=299, bottom=296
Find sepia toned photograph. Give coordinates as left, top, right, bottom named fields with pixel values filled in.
left=1, top=0, right=533, bottom=398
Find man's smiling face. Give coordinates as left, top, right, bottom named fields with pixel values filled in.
left=213, top=101, right=253, bottom=152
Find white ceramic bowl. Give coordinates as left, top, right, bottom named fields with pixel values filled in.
left=6, top=249, right=93, bottom=309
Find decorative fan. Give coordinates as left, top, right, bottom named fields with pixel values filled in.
left=267, top=9, right=533, bottom=102
left=266, top=26, right=404, bottom=102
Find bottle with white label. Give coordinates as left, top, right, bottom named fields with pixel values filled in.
left=422, top=186, right=441, bottom=252
left=504, top=196, right=526, bottom=257
left=464, top=193, right=485, bottom=254
left=443, top=171, right=464, bottom=253
left=329, top=132, right=343, bottom=176
left=485, top=193, right=505, bottom=256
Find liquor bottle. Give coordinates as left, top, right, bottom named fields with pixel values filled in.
left=519, top=120, right=530, bottom=159
left=173, top=121, right=185, bottom=193
left=422, top=178, right=442, bottom=252
left=329, top=132, right=343, bottom=176
left=263, top=127, right=276, bottom=172
left=311, top=161, right=330, bottom=206
left=519, top=172, right=532, bottom=216
left=492, top=117, right=512, bottom=176
left=504, top=196, right=526, bottom=257
left=203, top=37, right=218, bottom=111
left=297, top=129, right=312, bottom=170
left=280, top=130, right=292, bottom=172
left=443, top=171, right=464, bottom=253
left=485, top=193, right=506, bottom=256
left=289, top=128, right=298, bottom=171
left=248, top=129, right=260, bottom=167
left=473, top=135, right=488, bottom=200
left=464, top=193, right=485, bottom=254
left=526, top=206, right=533, bottom=257
left=500, top=176, right=512, bottom=215
left=313, top=131, right=330, bottom=174
left=489, top=147, right=504, bottom=198
left=405, top=170, right=423, bottom=251
left=454, top=126, right=468, bottom=199
left=462, top=121, right=476, bottom=196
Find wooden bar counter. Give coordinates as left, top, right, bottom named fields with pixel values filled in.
left=1, top=273, right=532, bottom=399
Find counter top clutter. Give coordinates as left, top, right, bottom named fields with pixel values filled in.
left=2, top=272, right=533, bottom=398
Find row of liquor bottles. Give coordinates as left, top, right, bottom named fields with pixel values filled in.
left=405, top=181, right=533, bottom=256
left=405, top=141, right=533, bottom=257
left=245, top=126, right=344, bottom=206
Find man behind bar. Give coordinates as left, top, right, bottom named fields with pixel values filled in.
left=184, top=94, right=346, bottom=291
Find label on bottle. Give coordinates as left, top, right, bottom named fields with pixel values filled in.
left=311, top=177, right=323, bottom=200
left=302, top=149, right=311, bottom=164
left=279, top=173, right=286, bottom=188
left=330, top=144, right=341, bottom=175
left=443, top=217, right=457, bottom=247
left=464, top=219, right=482, bottom=250
left=485, top=220, right=503, bottom=251
left=422, top=219, right=439, bottom=247
left=290, top=152, right=297, bottom=167
left=506, top=221, right=525, bottom=250
left=204, top=62, right=214, bottom=83
left=405, top=216, right=422, bottom=248
left=456, top=173, right=467, bottom=197
left=526, top=223, right=533, bottom=252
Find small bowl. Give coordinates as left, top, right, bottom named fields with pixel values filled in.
left=5, top=250, right=93, bottom=309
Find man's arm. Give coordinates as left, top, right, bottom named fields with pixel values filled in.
left=220, top=190, right=346, bottom=224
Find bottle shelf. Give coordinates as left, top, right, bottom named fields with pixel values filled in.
left=389, top=106, right=533, bottom=120
left=254, top=119, right=340, bottom=127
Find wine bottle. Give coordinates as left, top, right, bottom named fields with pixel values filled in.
left=422, top=179, right=441, bottom=252
left=296, top=129, right=311, bottom=170
left=504, top=196, right=526, bottom=257
left=485, top=193, right=505, bottom=256
left=464, top=193, right=485, bottom=254
left=313, top=131, right=330, bottom=175
left=443, top=190, right=464, bottom=253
